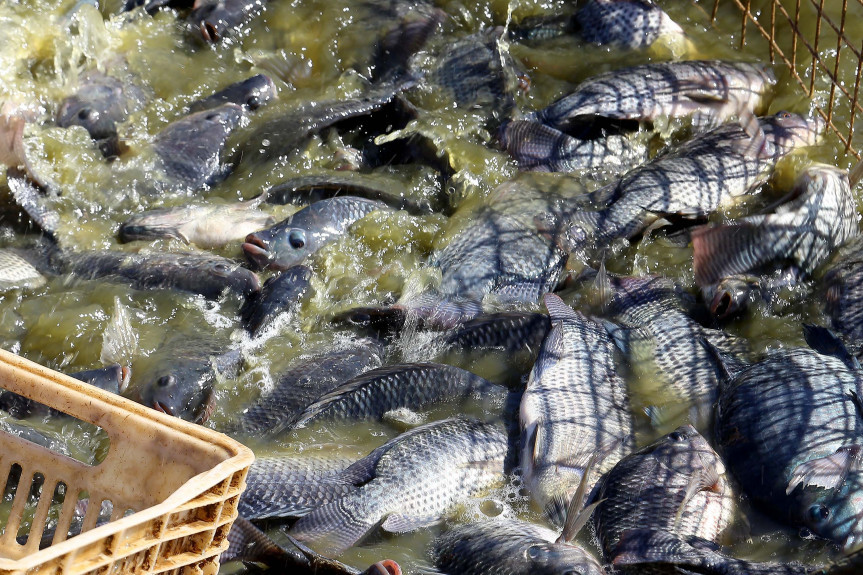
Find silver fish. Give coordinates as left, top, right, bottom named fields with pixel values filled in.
left=693, top=164, right=858, bottom=318
left=575, top=0, right=684, bottom=49
left=289, top=417, right=508, bottom=554
left=520, top=293, right=634, bottom=524
left=593, top=425, right=735, bottom=562
left=432, top=518, right=604, bottom=575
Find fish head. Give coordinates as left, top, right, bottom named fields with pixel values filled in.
left=798, top=469, right=863, bottom=552
left=139, top=358, right=216, bottom=423
left=200, top=257, right=261, bottom=296
left=57, top=79, right=125, bottom=142
left=706, top=276, right=762, bottom=319
left=766, top=111, right=826, bottom=153
left=198, top=103, right=245, bottom=137
left=520, top=541, right=605, bottom=575
left=647, top=425, right=727, bottom=477
left=235, top=74, right=278, bottom=111
left=243, top=222, right=318, bottom=271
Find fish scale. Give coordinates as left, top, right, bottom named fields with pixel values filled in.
left=824, top=237, right=863, bottom=346
left=289, top=417, right=508, bottom=554
left=575, top=0, right=684, bottom=49
left=569, top=112, right=824, bottom=248
left=520, top=293, right=634, bottom=525
left=593, top=425, right=735, bottom=563
left=717, top=340, right=863, bottom=550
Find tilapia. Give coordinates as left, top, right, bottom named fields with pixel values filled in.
left=575, top=0, right=685, bottom=49
left=823, top=236, right=863, bottom=346
left=137, top=337, right=243, bottom=423
left=520, top=293, right=634, bottom=524
left=118, top=198, right=274, bottom=248
left=568, top=111, right=825, bottom=250
left=431, top=518, right=604, bottom=575
left=534, top=60, right=775, bottom=134
left=243, top=197, right=390, bottom=271
left=289, top=363, right=507, bottom=428
left=442, top=312, right=551, bottom=356
left=238, top=454, right=355, bottom=519
left=189, top=0, right=266, bottom=42
left=240, top=265, right=312, bottom=337
left=716, top=326, right=863, bottom=551
left=602, top=275, right=748, bottom=427
left=151, top=103, right=244, bottom=192
left=593, top=425, right=735, bottom=563
left=0, top=248, right=46, bottom=291
left=693, top=164, right=858, bottom=318
left=289, top=417, right=508, bottom=554
left=45, top=247, right=260, bottom=299
left=236, top=338, right=385, bottom=436
left=187, top=74, right=278, bottom=113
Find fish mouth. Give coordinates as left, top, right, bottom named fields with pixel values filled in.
left=364, top=560, right=401, bottom=575
left=118, top=366, right=132, bottom=392
left=152, top=401, right=174, bottom=417
left=242, top=234, right=273, bottom=270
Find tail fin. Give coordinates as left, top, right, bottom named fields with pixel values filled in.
left=290, top=497, right=383, bottom=555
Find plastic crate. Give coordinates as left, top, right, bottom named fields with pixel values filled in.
left=0, top=348, right=254, bottom=574
left=699, top=0, right=863, bottom=185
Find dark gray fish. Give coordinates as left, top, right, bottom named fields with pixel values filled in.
left=371, top=0, right=443, bottom=81
left=265, top=172, right=443, bottom=215
left=243, top=197, right=390, bottom=271
left=189, top=0, right=266, bottom=42
left=431, top=518, right=604, bottom=575
left=289, top=417, right=508, bottom=554
left=290, top=363, right=507, bottom=428
left=188, top=74, right=277, bottom=113
left=56, top=71, right=146, bottom=158
left=594, top=425, right=735, bottom=563
left=238, top=454, right=355, bottom=519
left=231, top=81, right=410, bottom=175
left=49, top=248, right=260, bottom=299
left=824, top=236, right=863, bottom=346
left=0, top=364, right=130, bottom=420
left=716, top=326, right=863, bottom=551
left=236, top=338, right=385, bottom=436
left=152, top=103, right=244, bottom=192
left=520, top=293, right=635, bottom=524
left=240, top=265, right=312, bottom=337
left=499, top=119, right=648, bottom=173
left=602, top=275, right=748, bottom=427
left=611, top=528, right=819, bottom=575
left=574, top=0, right=684, bottom=49
left=442, top=312, right=551, bottom=356
left=138, top=337, right=243, bottom=423
left=118, top=198, right=274, bottom=248
left=535, top=60, right=775, bottom=133
left=693, top=164, right=858, bottom=318
left=568, top=112, right=824, bottom=250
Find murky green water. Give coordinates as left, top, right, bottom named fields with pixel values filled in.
left=0, top=0, right=862, bottom=572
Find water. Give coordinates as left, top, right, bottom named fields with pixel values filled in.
left=0, top=0, right=861, bottom=572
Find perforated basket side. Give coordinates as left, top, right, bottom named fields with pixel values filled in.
left=0, top=349, right=254, bottom=574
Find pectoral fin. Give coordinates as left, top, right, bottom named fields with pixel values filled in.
left=786, top=446, right=863, bottom=495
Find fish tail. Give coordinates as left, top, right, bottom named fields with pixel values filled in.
left=290, top=497, right=382, bottom=555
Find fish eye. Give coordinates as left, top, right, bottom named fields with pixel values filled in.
left=288, top=229, right=306, bottom=249
left=525, top=544, right=548, bottom=562
left=246, top=95, right=260, bottom=110
left=669, top=431, right=686, bottom=442
left=157, top=375, right=175, bottom=388
left=211, top=262, right=230, bottom=275
left=78, top=108, right=95, bottom=121
left=809, top=504, right=830, bottom=523
left=562, top=570, right=582, bottom=575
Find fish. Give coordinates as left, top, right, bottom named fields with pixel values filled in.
left=534, top=60, right=775, bottom=134
left=693, top=164, right=858, bottom=318
left=243, top=196, right=390, bottom=271
left=610, top=528, right=820, bottom=575
left=593, top=425, right=735, bottom=563
left=823, top=236, right=863, bottom=347
left=0, top=364, right=130, bottom=420
left=289, top=363, right=508, bottom=428
left=118, top=198, right=274, bottom=248
left=442, top=311, right=551, bottom=356
left=240, top=265, right=312, bottom=337
left=0, top=248, right=46, bottom=291
left=289, top=417, right=508, bottom=554
left=716, top=325, right=863, bottom=551
left=431, top=518, right=604, bottom=575
left=601, top=275, right=748, bottom=427
left=189, top=0, right=267, bottom=42
left=370, top=0, right=443, bottom=81
left=138, top=337, right=243, bottom=423
left=236, top=337, right=385, bottom=436
left=574, top=0, right=685, bottom=49
left=46, top=247, right=260, bottom=299
left=567, top=111, right=825, bottom=251
left=56, top=70, right=147, bottom=158
left=151, top=103, right=244, bottom=192
left=187, top=74, right=278, bottom=113
left=238, top=454, right=356, bottom=519
left=520, top=293, right=634, bottom=525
